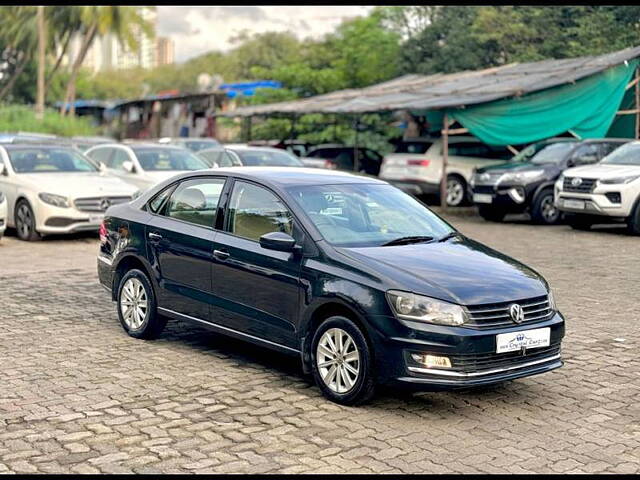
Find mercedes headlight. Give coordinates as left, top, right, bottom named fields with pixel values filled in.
left=38, top=193, right=69, bottom=208
left=598, top=175, right=640, bottom=185
left=548, top=288, right=557, bottom=312
left=387, top=291, right=466, bottom=326
left=501, top=169, right=545, bottom=183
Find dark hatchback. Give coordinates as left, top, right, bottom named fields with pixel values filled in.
left=98, top=167, right=565, bottom=405
left=471, top=139, right=628, bottom=224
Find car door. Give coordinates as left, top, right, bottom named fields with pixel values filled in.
left=209, top=179, right=303, bottom=348
left=146, top=176, right=228, bottom=320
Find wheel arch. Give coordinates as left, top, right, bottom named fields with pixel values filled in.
left=111, top=254, right=156, bottom=301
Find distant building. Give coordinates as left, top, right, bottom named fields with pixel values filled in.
left=156, top=37, right=175, bottom=66
left=61, top=7, right=160, bottom=73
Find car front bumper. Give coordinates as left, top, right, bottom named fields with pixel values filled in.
left=555, top=188, right=635, bottom=218
left=369, top=312, right=565, bottom=389
left=35, top=202, right=106, bottom=235
left=471, top=182, right=538, bottom=212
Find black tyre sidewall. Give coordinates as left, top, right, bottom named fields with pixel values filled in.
left=627, top=199, right=640, bottom=235
left=531, top=189, right=559, bottom=225
left=15, top=200, right=40, bottom=241
left=446, top=175, right=468, bottom=207
left=116, top=269, right=164, bottom=339
left=310, top=316, right=375, bottom=406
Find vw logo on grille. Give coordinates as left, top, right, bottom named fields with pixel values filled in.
left=571, top=177, right=583, bottom=187
left=100, top=198, right=111, bottom=211
left=509, top=303, right=525, bottom=323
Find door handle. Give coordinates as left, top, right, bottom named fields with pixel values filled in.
left=148, top=232, right=162, bottom=242
left=213, top=249, right=230, bottom=260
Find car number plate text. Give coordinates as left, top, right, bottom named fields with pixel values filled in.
left=473, top=193, right=493, bottom=204
left=496, top=327, right=550, bottom=353
left=563, top=199, right=585, bottom=210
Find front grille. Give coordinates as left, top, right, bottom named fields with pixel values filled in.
left=472, top=185, right=495, bottom=194
left=563, top=176, right=596, bottom=193
left=465, top=295, right=554, bottom=328
left=449, top=343, right=561, bottom=373
left=74, top=196, right=132, bottom=213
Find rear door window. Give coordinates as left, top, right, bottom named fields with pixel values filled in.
left=163, top=178, right=226, bottom=228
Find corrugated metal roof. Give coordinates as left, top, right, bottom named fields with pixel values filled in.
left=218, top=45, right=640, bottom=117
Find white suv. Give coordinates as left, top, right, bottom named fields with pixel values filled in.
left=379, top=137, right=512, bottom=206
left=555, top=141, right=640, bottom=234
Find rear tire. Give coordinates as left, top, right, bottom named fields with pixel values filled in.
left=531, top=189, right=560, bottom=225
left=310, top=316, right=376, bottom=406
left=627, top=200, right=640, bottom=235
left=446, top=175, right=468, bottom=207
left=567, top=215, right=592, bottom=231
left=478, top=206, right=506, bottom=222
left=116, top=269, right=167, bottom=339
left=14, top=200, right=41, bottom=241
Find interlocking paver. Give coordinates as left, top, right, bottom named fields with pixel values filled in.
left=0, top=216, right=638, bottom=473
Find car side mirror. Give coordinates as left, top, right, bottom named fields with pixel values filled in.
left=122, top=160, right=136, bottom=173
left=259, top=232, right=299, bottom=253
left=566, top=158, right=575, bottom=168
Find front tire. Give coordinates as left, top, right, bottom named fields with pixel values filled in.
left=117, top=269, right=166, bottom=339
left=531, top=189, right=560, bottom=225
left=311, top=316, right=376, bottom=406
left=627, top=200, right=640, bottom=235
left=14, top=200, right=41, bottom=241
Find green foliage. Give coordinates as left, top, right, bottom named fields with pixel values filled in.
left=0, top=105, right=97, bottom=136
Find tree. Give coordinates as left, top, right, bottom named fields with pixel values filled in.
left=0, top=7, right=38, bottom=102
left=36, top=6, right=45, bottom=120
left=61, top=6, right=153, bottom=116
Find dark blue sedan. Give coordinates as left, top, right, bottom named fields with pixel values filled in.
left=97, top=167, right=564, bottom=405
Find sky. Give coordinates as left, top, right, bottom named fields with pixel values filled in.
left=157, top=6, right=375, bottom=63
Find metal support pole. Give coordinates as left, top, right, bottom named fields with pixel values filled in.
left=440, top=112, right=449, bottom=210
left=353, top=115, right=360, bottom=173
left=635, top=68, right=640, bottom=140
left=289, top=114, right=296, bottom=141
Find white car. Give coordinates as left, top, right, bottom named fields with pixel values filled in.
left=0, top=189, right=7, bottom=240
left=85, top=143, right=210, bottom=192
left=0, top=144, right=138, bottom=241
left=555, top=141, right=640, bottom=234
left=379, top=137, right=513, bottom=206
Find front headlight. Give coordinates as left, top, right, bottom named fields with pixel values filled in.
left=38, top=193, right=69, bottom=208
left=386, top=290, right=466, bottom=326
left=598, top=175, right=640, bottom=185
left=548, top=289, right=557, bottom=312
left=501, top=169, right=545, bottom=183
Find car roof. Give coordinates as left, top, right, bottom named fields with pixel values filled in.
left=2, top=143, right=78, bottom=150
left=580, top=138, right=631, bottom=144
left=225, top=145, right=292, bottom=153
left=180, top=167, right=386, bottom=188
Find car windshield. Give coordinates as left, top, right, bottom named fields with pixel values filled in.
left=183, top=140, right=220, bottom=151
left=8, top=147, right=98, bottom=173
left=600, top=142, right=640, bottom=166
left=132, top=147, right=209, bottom=171
left=394, top=142, right=432, bottom=154
left=289, top=183, right=454, bottom=248
left=235, top=149, right=303, bottom=167
left=530, top=143, right=575, bottom=165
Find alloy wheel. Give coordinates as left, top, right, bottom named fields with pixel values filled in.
left=541, top=195, right=559, bottom=223
left=446, top=179, right=465, bottom=206
left=316, top=327, right=360, bottom=394
left=120, top=277, right=148, bottom=330
left=16, top=203, right=33, bottom=239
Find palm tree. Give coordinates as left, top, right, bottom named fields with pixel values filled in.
left=61, top=6, right=154, bottom=116
left=0, top=6, right=38, bottom=102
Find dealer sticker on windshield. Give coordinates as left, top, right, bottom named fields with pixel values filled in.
left=496, top=327, right=550, bottom=354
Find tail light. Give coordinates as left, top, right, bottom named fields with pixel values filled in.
left=324, top=160, right=337, bottom=170
left=99, top=220, right=108, bottom=245
left=407, top=159, right=431, bottom=167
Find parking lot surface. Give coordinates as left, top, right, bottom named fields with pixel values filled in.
left=0, top=216, right=638, bottom=474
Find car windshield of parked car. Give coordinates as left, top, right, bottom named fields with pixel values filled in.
left=394, top=141, right=433, bottom=154
left=530, top=143, right=575, bottom=165
left=600, top=142, right=640, bottom=166
left=289, top=183, right=454, bottom=248
left=8, top=147, right=99, bottom=173
left=183, top=140, right=220, bottom=152
left=132, top=148, right=209, bottom=171
left=234, top=149, right=303, bottom=167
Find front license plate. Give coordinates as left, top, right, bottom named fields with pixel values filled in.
left=496, top=327, right=550, bottom=354
left=89, top=214, right=104, bottom=223
left=473, top=193, right=493, bottom=204
left=563, top=199, right=585, bottom=210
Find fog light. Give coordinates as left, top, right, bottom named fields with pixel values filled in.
left=411, top=353, right=452, bottom=368
left=508, top=187, right=526, bottom=204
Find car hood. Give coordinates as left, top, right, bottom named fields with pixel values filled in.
left=340, top=236, right=548, bottom=305
left=19, top=172, right=139, bottom=198
left=563, top=163, right=640, bottom=179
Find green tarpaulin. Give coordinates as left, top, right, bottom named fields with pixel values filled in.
left=448, top=60, right=638, bottom=146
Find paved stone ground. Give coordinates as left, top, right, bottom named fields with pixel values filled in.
left=0, top=215, right=639, bottom=474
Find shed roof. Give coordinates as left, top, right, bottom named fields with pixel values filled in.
left=219, top=45, right=640, bottom=117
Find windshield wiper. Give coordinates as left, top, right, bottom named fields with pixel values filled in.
left=381, top=235, right=434, bottom=247
left=437, top=231, right=459, bottom=242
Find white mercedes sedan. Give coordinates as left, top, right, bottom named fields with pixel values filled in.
left=85, top=143, right=210, bottom=192
left=0, top=144, right=138, bottom=241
